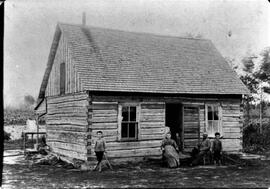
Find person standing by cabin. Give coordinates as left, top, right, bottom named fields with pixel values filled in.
left=212, top=132, right=222, bottom=166
left=93, top=131, right=106, bottom=172
left=190, top=133, right=211, bottom=166
left=161, top=132, right=180, bottom=168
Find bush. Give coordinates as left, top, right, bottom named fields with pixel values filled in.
left=243, top=121, right=270, bottom=154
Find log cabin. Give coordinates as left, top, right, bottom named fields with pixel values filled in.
left=35, top=22, right=249, bottom=163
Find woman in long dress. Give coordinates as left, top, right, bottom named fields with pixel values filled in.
left=161, top=132, right=180, bottom=168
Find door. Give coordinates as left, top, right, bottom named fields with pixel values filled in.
left=183, top=105, right=200, bottom=152
left=165, top=104, right=182, bottom=142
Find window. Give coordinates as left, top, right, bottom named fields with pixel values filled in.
left=206, top=105, right=222, bottom=137
left=120, top=106, right=138, bottom=140
left=60, top=62, right=65, bottom=95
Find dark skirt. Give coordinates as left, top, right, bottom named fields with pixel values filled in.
left=95, top=151, right=104, bottom=162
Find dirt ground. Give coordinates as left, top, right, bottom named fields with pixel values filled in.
left=2, top=150, right=270, bottom=188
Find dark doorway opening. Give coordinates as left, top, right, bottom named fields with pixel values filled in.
left=165, top=104, right=183, bottom=142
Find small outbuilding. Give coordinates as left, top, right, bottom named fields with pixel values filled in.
left=35, top=23, right=249, bottom=162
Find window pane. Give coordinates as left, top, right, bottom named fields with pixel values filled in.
left=208, top=120, right=214, bottom=136
left=214, top=106, right=219, bottom=120
left=130, top=107, right=136, bottom=121
left=213, top=121, right=219, bottom=133
left=121, top=123, right=128, bottom=138
left=122, top=106, right=129, bottom=121
left=208, top=106, right=213, bottom=120
left=129, top=123, right=136, bottom=138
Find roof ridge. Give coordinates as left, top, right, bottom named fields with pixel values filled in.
left=57, top=22, right=211, bottom=42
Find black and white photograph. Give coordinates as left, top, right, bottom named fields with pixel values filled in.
left=2, top=0, right=270, bottom=188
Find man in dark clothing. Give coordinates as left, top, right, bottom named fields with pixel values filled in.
left=190, top=133, right=211, bottom=166
left=212, top=132, right=222, bottom=165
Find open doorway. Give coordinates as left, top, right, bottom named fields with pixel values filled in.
left=165, top=103, right=183, bottom=142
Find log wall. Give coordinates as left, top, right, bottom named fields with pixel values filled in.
left=44, top=93, right=243, bottom=162
left=86, top=95, right=164, bottom=161
left=46, top=92, right=89, bottom=160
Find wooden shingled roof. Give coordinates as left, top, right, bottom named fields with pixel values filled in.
left=38, top=23, right=249, bottom=100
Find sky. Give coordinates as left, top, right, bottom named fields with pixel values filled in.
left=4, top=0, right=270, bottom=107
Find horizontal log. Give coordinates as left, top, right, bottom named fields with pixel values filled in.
left=222, top=106, right=240, bottom=111
left=47, top=92, right=88, bottom=104
left=48, top=100, right=89, bottom=108
left=90, top=140, right=162, bottom=151
left=47, top=135, right=85, bottom=145
left=51, top=146, right=87, bottom=161
left=140, top=134, right=164, bottom=140
left=222, top=117, right=240, bottom=122
left=92, top=117, right=118, bottom=123
left=223, top=127, right=241, bottom=133
left=140, top=122, right=165, bottom=128
left=184, top=133, right=199, bottom=139
left=141, top=112, right=165, bottom=117
left=89, top=104, right=118, bottom=110
left=223, top=122, right=242, bottom=127
left=141, top=109, right=164, bottom=114
left=49, top=141, right=87, bottom=153
left=47, top=112, right=88, bottom=117
left=102, top=147, right=162, bottom=158
left=222, top=109, right=240, bottom=114
left=92, top=101, right=118, bottom=105
left=47, top=124, right=87, bottom=132
left=47, top=131, right=87, bottom=144
left=140, top=128, right=165, bottom=135
left=140, top=115, right=165, bottom=122
left=92, top=113, right=117, bottom=118
left=92, top=109, right=117, bottom=115
left=222, top=139, right=241, bottom=151
left=222, top=133, right=241, bottom=139
left=47, top=106, right=88, bottom=114
left=46, top=119, right=88, bottom=126
left=91, top=122, right=118, bottom=129
left=90, top=136, right=118, bottom=142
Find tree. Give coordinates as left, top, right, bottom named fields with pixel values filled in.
left=240, top=47, right=270, bottom=133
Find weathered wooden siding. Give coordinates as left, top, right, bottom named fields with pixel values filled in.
left=45, top=33, right=80, bottom=97
left=221, top=99, right=242, bottom=152
left=46, top=92, right=89, bottom=160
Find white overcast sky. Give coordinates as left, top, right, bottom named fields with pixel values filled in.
left=4, top=0, right=270, bottom=107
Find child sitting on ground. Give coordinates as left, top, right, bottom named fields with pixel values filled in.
left=93, top=131, right=106, bottom=172
left=212, top=132, right=222, bottom=166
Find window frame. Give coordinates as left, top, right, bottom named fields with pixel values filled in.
left=118, top=103, right=140, bottom=141
left=205, top=104, right=223, bottom=138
